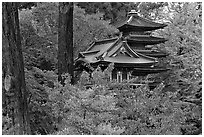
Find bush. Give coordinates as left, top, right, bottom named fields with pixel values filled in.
left=48, top=65, right=201, bottom=135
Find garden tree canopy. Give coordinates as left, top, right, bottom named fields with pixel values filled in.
left=137, top=2, right=168, bottom=19
left=155, top=2, right=202, bottom=84
left=168, top=2, right=201, bottom=104
left=20, top=2, right=58, bottom=70
left=4, top=3, right=118, bottom=134
left=19, top=3, right=118, bottom=66
left=147, top=3, right=202, bottom=134
left=18, top=2, right=37, bottom=10
left=73, top=5, right=118, bottom=57
left=77, top=2, right=138, bottom=23
left=77, top=2, right=168, bottom=23
left=2, top=2, right=31, bottom=134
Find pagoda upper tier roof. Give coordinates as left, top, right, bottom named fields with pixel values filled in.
left=126, top=34, right=168, bottom=45
left=114, top=11, right=167, bottom=32
left=75, top=37, right=157, bottom=67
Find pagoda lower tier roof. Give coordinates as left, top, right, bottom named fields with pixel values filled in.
left=114, top=14, right=167, bottom=32
left=126, top=35, right=168, bottom=45
left=78, top=54, right=157, bottom=67
left=135, top=50, right=169, bottom=58
left=75, top=37, right=161, bottom=73
left=75, top=36, right=158, bottom=70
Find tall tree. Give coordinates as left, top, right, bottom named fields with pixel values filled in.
left=2, top=2, right=31, bottom=134
left=58, top=2, right=74, bottom=84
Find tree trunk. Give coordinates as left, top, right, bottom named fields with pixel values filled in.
left=58, top=2, right=74, bottom=84
left=2, top=2, right=31, bottom=134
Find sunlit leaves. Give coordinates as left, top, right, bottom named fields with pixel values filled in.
left=96, top=123, right=125, bottom=135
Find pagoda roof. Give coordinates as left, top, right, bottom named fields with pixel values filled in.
left=131, top=67, right=170, bottom=76
left=126, top=34, right=168, bottom=45
left=76, top=37, right=157, bottom=68
left=135, top=49, right=169, bottom=58
left=114, top=11, right=167, bottom=32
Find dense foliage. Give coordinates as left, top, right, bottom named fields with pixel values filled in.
left=2, top=2, right=202, bottom=135
left=76, top=2, right=168, bottom=23
left=73, top=6, right=118, bottom=57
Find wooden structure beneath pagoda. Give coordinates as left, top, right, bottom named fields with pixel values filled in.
left=75, top=10, right=169, bottom=82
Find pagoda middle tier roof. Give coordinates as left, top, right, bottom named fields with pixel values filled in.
left=135, top=49, right=169, bottom=58
left=75, top=37, right=157, bottom=68
left=114, top=13, right=167, bottom=31
left=131, top=67, right=170, bottom=76
left=126, top=34, right=168, bottom=45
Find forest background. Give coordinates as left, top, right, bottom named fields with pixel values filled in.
left=2, top=2, right=202, bottom=135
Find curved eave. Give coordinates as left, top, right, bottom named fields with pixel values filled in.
left=127, top=36, right=168, bottom=45
left=128, top=40, right=167, bottom=45
left=103, top=55, right=157, bottom=66
left=137, top=54, right=169, bottom=58
left=113, top=16, right=129, bottom=28
left=107, top=40, right=140, bottom=58
left=114, top=16, right=167, bottom=29
left=76, top=55, right=156, bottom=66
left=91, top=61, right=156, bottom=68
left=94, top=37, right=119, bottom=44
left=133, top=50, right=157, bottom=61
left=86, top=37, right=119, bottom=52
left=118, top=24, right=167, bottom=32
left=80, top=50, right=100, bottom=55
left=133, top=67, right=170, bottom=71
left=136, top=50, right=170, bottom=58
left=132, top=15, right=168, bottom=28
left=132, top=67, right=170, bottom=76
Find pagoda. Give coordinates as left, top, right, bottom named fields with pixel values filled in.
left=115, top=10, right=169, bottom=57
left=75, top=10, right=169, bottom=82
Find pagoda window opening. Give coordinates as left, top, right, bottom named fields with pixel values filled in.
left=110, top=70, right=131, bottom=82
left=122, top=71, right=128, bottom=80
left=117, top=71, right=122, bottom=83
left=111, top=70, right=117, bottom=81
left=127, top=72, right=131, bottom=81
left=110, top=71, right=112, bottom=81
